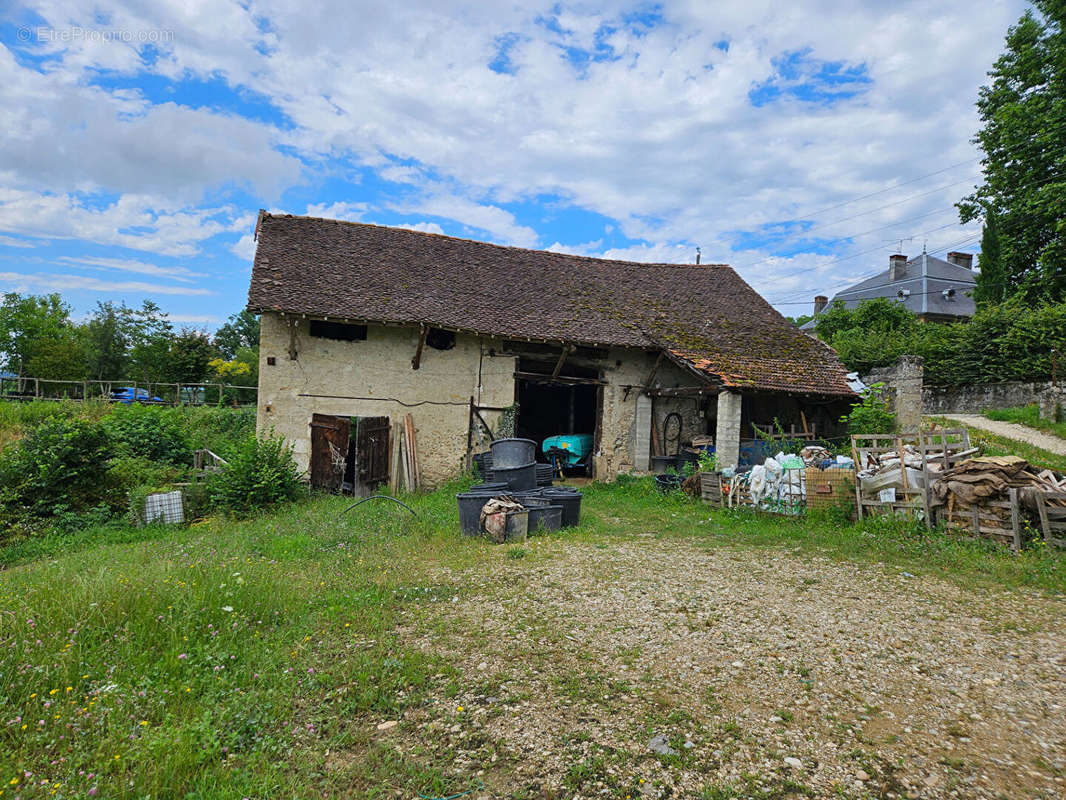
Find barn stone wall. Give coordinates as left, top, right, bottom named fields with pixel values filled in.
left=257, top=313, right=514, bottom=486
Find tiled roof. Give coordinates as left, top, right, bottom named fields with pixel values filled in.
left=248, top=212, right=854, bottom=396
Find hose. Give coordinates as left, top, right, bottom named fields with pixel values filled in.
left=343, top=495, right=419, bottom=516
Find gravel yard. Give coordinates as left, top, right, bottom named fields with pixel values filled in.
left=396, top=533, right=1066, bottom=799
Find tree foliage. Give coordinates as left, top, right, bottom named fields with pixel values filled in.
left=959, top=1, right=1066, bottom=302
left=214, top=310, right=260, bottom=359
left=973, top=212, right=1007, bottom=305
left=820, top=297, right=1066, bottom=387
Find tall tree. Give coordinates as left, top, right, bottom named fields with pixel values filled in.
left=127, top=301, right=173, bottom=384
left=166, top=328, right=218, bottom=384
left=84, top=301, right=132, bottom=381
left=0, top=293, right=78, bottom=377
left=974, top=213, right=1007, bottom=305
left=214, top=310, right=260, bottom=359
left=958, top=1, right=1066, bottom=301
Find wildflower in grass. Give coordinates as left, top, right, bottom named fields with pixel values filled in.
left=178, top=653, right=188, bottom=660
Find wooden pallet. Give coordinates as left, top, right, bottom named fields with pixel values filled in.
left=699, top=471, right=723, bottom=506
left=936, top=488, right=1022, bottom=552
left=1034, top=490, right=1066, bottom=549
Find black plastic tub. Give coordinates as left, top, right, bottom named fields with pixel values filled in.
left=472, top=452, right=493, bottom=478
left=527, top=504, right=563, bottom=532
left=655, top=473, right=682, bottom=493
left=541, top=489, right=582, bottom=527
left=470, top=482, right=509, bottom=492
left=493, top=462, right=536, bottom=491
left=489, top=438, right=537, bottom=469
left=456, top=492, right=500, bottom=535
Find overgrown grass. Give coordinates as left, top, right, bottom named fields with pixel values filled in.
left=928, top=414, right=1066, bottom=472
left=1, top=476, right=1063, bottom=798
left=984, top=403, right=1066, bottom=440
left=0, top=400, right=255, bottom=456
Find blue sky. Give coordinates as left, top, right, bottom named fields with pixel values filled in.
left=0, top=0, right=1025, bottom=328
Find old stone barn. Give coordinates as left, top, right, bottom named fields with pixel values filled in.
left=247, top=212, right=854, bottom=490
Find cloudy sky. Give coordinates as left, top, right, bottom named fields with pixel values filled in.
left=0, top=0, right=1027, bottom=327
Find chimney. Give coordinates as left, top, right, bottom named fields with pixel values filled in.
left=946, top=251, right=973, bottom=269
left=889, top=254, right=907, bottom=281
left=813, top=295, right=828, bottom=316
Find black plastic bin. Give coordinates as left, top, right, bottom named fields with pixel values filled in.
left=527, top=504, right=563, bottom=532
left=456, top=492, right=499, bottom=535
left=541, top=489, right=582, bottom=527
left=489, top=438, right=537, bottom=469
left=492, top=462, right=536, bottom=491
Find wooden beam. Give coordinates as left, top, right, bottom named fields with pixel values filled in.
left=551, top=344, right=575, bottom=380
left=514, top=371, right=606, bottom=386
left=644, top=350, right=665, bottom=389
left=411, top=325, right=427, bottom=370
left=644, top=386, right=715, bottom=397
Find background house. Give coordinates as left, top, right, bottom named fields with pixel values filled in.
left=802, top=251, right=977, bottom=331
left=247, top=212, right=854, bottom=490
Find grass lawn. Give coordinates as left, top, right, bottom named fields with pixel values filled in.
left=2, top=479, right=1064, bottom=799
left=983, top=403, right=1066, bottom=440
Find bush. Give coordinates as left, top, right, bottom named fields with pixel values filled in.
left=0, top=417, right=115, bottom=534
left=841, top=385, right=896, bottom=435
left=208, top=432, right=304, bottom=515
left=104, top=404, right=191, bottom=464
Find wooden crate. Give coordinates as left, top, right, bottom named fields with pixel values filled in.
left=936, top=488, right=1022, bottom=552
left=805, top=467, right=855, bottom=512
left=1034, top=490, right=1066, bottom=549
left=699, top=471, right=723, bottom=506
left=851, top=433, right=928, bottom=521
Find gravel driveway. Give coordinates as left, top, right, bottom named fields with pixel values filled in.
left=397, top=534, right=1066, bottom=799
left=939, top=413, right=1066, bottom=456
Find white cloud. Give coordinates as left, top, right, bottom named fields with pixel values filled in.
left=0, top=271, right=213, bottom=295
left=0, top=234, right=38, bottom=248
left=394, top=221, right=445, bottom=235
left=57, top=255, right=206, bottom=282
left=3, top=0, right=1024, bottom=302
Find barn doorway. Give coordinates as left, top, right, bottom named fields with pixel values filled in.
left=515, top=376, right=601, bottom=476
left=309, top=414, right=390, bottom=495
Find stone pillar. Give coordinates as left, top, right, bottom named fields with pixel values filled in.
left=1040, top=385, right=1064, bottom=421
left=634, top=394, right=653, bottom=471
left=715, top=390, right=742, bottom=469
left=894, top=355, right=924, bottom=433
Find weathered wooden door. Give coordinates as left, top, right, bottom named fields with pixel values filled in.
left=356, top=416, right=391, bottom=485
left=310, top=413, right=350, bottom=492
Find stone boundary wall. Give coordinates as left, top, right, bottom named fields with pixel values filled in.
left=921, top=381, right=1048, bottom=415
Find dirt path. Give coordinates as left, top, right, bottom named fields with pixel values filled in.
left=389, top=536, right=1066, bottom=799
left=939, top=413, right=1066, bottom=455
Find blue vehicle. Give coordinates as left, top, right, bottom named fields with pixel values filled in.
left=110, top=387, right=165, bottom=404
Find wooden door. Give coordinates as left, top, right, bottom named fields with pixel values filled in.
left=310, top=413, right=350, bottom=492
left=356, top=416, right=391, bottom=485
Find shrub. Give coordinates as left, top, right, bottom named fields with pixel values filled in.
left=208, top=432, right=304, bottom=515
left=0, top=417, right=115, bottom=533
left=104, top=404, right=192, bottom=464
left=841, top=385, right=896, bottom=435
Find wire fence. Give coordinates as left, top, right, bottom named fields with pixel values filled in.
left=0, top=376, right=258, bottom=407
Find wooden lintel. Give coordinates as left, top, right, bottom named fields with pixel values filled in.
left=411, top=325, right=427, bottom=370
left=551, top=344, right=575, bottom=380
left=514, top=370, right=606, bottom=386
left=644, top=386, right=714, bottom=397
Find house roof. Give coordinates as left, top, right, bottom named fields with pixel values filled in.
left=248, top=212, right=854, bottom=396
left=831, top=252, right=976, bottom=318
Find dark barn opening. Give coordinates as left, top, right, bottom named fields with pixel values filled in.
left=514, top=354, right=602, bottom=475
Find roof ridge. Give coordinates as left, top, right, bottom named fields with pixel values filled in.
left=261, top=211, right=731, bottom=270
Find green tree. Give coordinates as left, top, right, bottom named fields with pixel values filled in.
left=84, top=301, right=134, bottom=381
left=214, top=310, right=260, bottom=359
left=127, top=301, right=173, bottom=384
left=974, top=212, right=1007, bottom=305
left=165, top=328, right=217, bottom=384
left=0, top=293, right=80, bottom=378
left=958, top=1, right=1066, bottom=301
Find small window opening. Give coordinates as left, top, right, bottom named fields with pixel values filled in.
left=309, top=320, right=367, bottom=341
left=426, top=328, right=456, bottom=351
